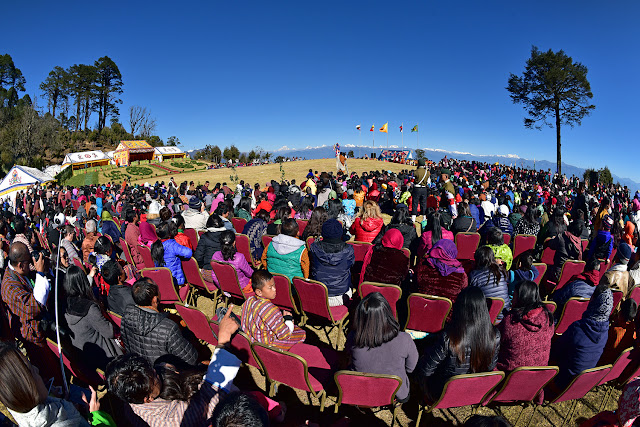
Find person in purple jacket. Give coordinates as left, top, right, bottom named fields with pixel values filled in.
left=212, top=230, right=254, bottom=295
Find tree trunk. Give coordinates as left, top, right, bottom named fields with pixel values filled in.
left=555, top=102, right=561, bottom=176
left=75, top=99, right=81, bottom=132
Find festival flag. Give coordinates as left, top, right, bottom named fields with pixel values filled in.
left=399, top=125, right=403, bottom=133
left=370, top=124, right=375, bottom=131
left=379, top=122, right=388, bottom=133
left=411, top=125, right=418, bottom=132
left=356, top=124, right=361, bottom=130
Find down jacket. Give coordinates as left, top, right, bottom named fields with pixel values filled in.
left=349, top=217, right=384, bottom=243
left=121, top=304, right=197, bottom=365
left=469, top=268, right=511, bottom=319
left=160, top=239, right=192, bottom=285
left=309, top=240, right=355, bottom=297
left=194, top=226, right=226, bottom=270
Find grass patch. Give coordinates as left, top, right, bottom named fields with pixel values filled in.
left=170, top=160, right=205, bottom=169
left=126, top=166, right=153, bottom=176
left=66, top=171, right=99, bottom=186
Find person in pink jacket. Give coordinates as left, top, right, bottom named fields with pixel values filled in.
left=211, top=230, right=254, bottom=295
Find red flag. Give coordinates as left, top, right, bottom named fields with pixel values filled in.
left=399, top=125, right=403, bottom=133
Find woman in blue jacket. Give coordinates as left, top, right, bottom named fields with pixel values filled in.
left=550, top=284, right=613, bottom=390
left=151, top=220, right=192, bottom=287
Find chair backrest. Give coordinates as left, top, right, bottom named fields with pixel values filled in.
left=291, top=277, right=333, bottom=322
left=551, top=365, right=611, bottom=403
left=46, top=338, right=104, bottom=388
left=235, top=234, right=253, bottom=263
left=455, top=232, right=481, bottom=260
left=512, top=234, right=536, bottom=260
left=553, top=260, right=586, bottom=293
left=347, top=241, right=374, bottom=263
left=334, top=371, right=402, bottom=408
left=305, top=236, right=316, bottom=250
left=431, top=372, right=505, bottom=410
left=73, top=257, right=87, bottom=274
left=630, top=286, right=640, bottom=306
left=262, top=235, right=274, bottom=250
left=541, top=244, right=556, bottom=266
left=296, top=219, right=309, bottom=235
left=611, top=290, right=624, bottom=316
left=141, top=267, right=181, bottom=304
left=107, top=311, right=122, bottom=328
left=119, top=238, right=134, bottom=266
left=138, top=244, right=154, bottom=269
left=182, top=257, right=217, bottom=294
left=503, top=233, right=511, bottom=246
left=210, top=260, right=246, bottom=300
left=358, top=282, right=402, bottom=319
left=599, top=347, right=634, bottom=387
left=532, top=263, right=547, bottom=285
left=198, top=230, right=206, bottom=239
left=253, top=342, right=315, bottom=393
left=270, top=273, right=299, bottom=314
left=555, top=298, right=590, bottom=334
left=175, top=303, right=217, bottom=346
left=581, top=239, right=589, bottom=252
left=183, top=228, right=199, bottom=246
left=210, top=321, right=260, bottom=369
left=231, top=218, right=247, bottom=234
left=544, top=301, right=557, bottom=315
left=486, top=366, right=558, bottom=405
left=404, top=293, right=452, bottom=333
left=486, top=297, right=505, bottom=325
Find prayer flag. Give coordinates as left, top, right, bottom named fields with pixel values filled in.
left=379, top=122, right=388, bottom=133
left=356, top=124, right=361, bottom=130
left=370, top=125, right=375, bottom=131
left=411, top=125, right=418, bottom=132
left=399, top=125, right=403, bottom=133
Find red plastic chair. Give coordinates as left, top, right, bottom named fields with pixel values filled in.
left=183, top=228, right=199, bottom=246
left=292, top=277, right=349, bottom=350
left=235, top=234, right=253, bottom=263
left=107, top=311, right=122, bottom=328
left=455, top=232, right=481, bottom=260
left=175, top=303, right=217, bottom=346
left=486, top=297, right=505, bottom=324
left=262, top=235, right=274, bottom=250
left=252, top=342, right=331, bottom=410
left=597, top=347, right=635, bottom=411
left=550, top=260, right=586, bottom=293
left=512, top=234, right=536, bottom=260
left=271, top=273, right=299, bottom=314
left=554, top=297, right=590, bottom=335
left=503, top=233, right=511, bottom=246
left=333, top=371, right=403, bottom=424
left=404, top=293, right=452, bottom=334
left=548, top=365, right=611, bottom=426
left=231, top=218, right=247, bottom=234
left=532, top=263, right=547, bottom=285
left=138, top=244, right=154, bottom=269
left=46, top=338, right=104, bottom=389
left=118, top=238, right=133, bottom=266
left=296, top=219, right=309, bottom=235
left=358, top=282, right=402, bottom=319
left=141, top=267, right=183, bottom=304
left=181, top=257, right=219, bottom=306
left=541, top=243, right=556, bottom=266
left=211, top=260, right=253, bottom=306
left=416, top=371, right=505, bottom=425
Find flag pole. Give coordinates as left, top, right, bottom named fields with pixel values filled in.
left=417, top=121, right=419, bottom=150
left=401, top=122, right=404, bottom=147
left=373, top=124, right=375, bottom=158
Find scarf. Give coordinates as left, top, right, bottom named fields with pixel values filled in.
left=139, top=221, right=157, bottom=244
left=101, top=210, right=120, bottom=232
left=583, top=287, right=613, bottom=323
left=359, top=229, right=405, bottom=284
left=427, top=239, right=465, bottom=276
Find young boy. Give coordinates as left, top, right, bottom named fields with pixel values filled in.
left=599, top=298, right=637, bottom=365
left=102, top=260, right=136, bottom=316
left=240, top=270, right=305, bottom=350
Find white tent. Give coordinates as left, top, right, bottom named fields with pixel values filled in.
left=0, top=165, right=55, bottom=204
left=61, top=150, right=111, bottom=170
left=154, top=146, right=186, bottom=162
left=44, top=165, right=62, bottom=177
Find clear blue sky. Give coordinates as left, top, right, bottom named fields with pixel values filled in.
left=6, top=1, right=640, bottom=180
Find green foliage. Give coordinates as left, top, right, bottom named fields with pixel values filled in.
left=196, top=145, right=222, bottom=163
left=415, top=149, right=426, bottom=160
left=599, top=166, right=613, bottom=186
left=170, top=159, right=204, bottom=169
left=279, top=160, right=285, bottom=182
left=347, top=150, right=354, bottom=158
left=223, top=145, right=240, bottom=161
left=126, top=166, right=153, bottom=176
left=166, top=136, right=180, bottom=146
left=94, top=56, right=123, bottom=132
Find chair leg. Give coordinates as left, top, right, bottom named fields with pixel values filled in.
left=391, top=404, right=399, bottom=427
left=560, top=400, right=577, bottom=427
left=599, top=386, right=613, bottom=412
left=416, top=404, right=424, bottom=426
left=319, top=390, right=327, bottom=412
left=514, top=403, right=526, bottom=426
left=268, top=381, right=276, bottom=397
left=525, top=404, right=539, bottom=427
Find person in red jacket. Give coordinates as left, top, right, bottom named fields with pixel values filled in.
left=349, top=200, right=384, bottom=243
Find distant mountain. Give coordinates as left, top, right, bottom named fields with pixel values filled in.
left=187, top=145, right=640, bottom=192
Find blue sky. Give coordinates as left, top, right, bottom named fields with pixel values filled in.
left=6, top=1, right=640, bottom=180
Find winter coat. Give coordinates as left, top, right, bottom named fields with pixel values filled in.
left=469, top=204, right=481, bottom=227
left=183, top=209, right=209, bottom=231
left=416, top=329, right=501, bottom=399
left=211, top=251, right=253, bottom=289
left=158, top=239, right=192, bottom=285
left=451, top=216, right=478, bottom=234
left=549, top=232, right=583, bottom=280
left=8, top=397, right=92, bottom=427
left=469, top=267, right=511, bottom=319
left=362, top=247, right=409, bottom=287
left=586, top=230, right=614, bottom=261
left=552, top=270, right=600, bottom=312
left=107, top=284, right=135, bottom=317
left=234, top=208, right=252, bottom=222
left=101, top=220, right=121, bottom=245
left=386, top=223, right=418, bottom=250
left=65, top=297, right=122, bottom=370
left=121, top=304, right=197, bottom=365
left=507, top=268, right=539, bottom=298
left=497, top=307, right=554, bottom=371
left=416, top=262, right=468, bottom=319
left=480, top=217, right=514, bottom=242
left=514, top=218, right=540, bottom=237
left=265, top=235, right=306, bottom=281
left=125, top=222, right=144, bottom=266
left=194, top=226, right=226, bottom=270
left=243, top=218, right=268, bottom=261
left=309, top=240, right=355, bottom=297
left=349, top=217, right=384, bottom=243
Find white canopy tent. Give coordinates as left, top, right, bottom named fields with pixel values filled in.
left=61, top=150, right=111, bottom=170
left=154, top=146, right=186, bottom=162
left=0, top=165, right=55, bottom=209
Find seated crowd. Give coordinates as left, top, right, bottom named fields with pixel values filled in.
left=1, top=158, right=640, bottom=426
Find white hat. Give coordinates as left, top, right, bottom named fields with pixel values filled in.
left=498, top=205, right=509, bottom=216
left=148, top=201, right=161, bottom=215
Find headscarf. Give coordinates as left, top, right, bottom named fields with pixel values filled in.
left=139, top=221, right=157, bottom=245
left=359, top=229, right=405, bottom=284
left=101, top=209, right=120, bottom=232
left=427, top=239, right=465, bottom=277
left=583, top=287, right=613, bottom=323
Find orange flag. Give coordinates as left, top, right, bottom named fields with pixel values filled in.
left=379, top=122, right=388, bottom=133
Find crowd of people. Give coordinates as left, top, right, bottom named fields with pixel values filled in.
left=1, top=156, right=640, bottom=426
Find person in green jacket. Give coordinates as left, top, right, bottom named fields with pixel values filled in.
left=261, top=218, right=310, bottom=282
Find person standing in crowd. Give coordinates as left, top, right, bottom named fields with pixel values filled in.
left=411, top=158, right=430, bottom=222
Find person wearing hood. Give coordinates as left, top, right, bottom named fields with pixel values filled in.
left=100, top=209, right=122, bottom=245
left=349, top=200, right=384, bottom=243
left=194, top=214, right=227, bottom=283
left=623, top=220, right=637, bottom=252
left=601, top=242, right=634, bottom=298
left=553, top=258, right=602, bottom=313
left=261, top=218, right=309, bottom=282
left=551, top=284, right=613, bottom=390
left=138, top=220, right=158, bottom=247
left=121, top=277, right=197, bottom=365
left=497, top=280, right=554, bottom=372
left=507, top=251, right=539, bottom=299
left=183, top=197, right=209, bottom=231
left=360, top=228, right=409, bottom=287
left=480, top=204, right=514, bottom=243
left=308, top=219, right=355, bottom=306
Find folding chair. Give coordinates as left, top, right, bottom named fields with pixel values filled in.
left=231, top=218, right=247, bottom=234
left=541, top=243, right=556, bottom=266
left=597, top=347, right=635, bottom=411
left=630, top=286, right=640, bottom=306
left=486, top=297, right=505, bottom=325
left=347, top=240, right=373, bottom=286
left=182, top=257, right=219, bottom=308
left=175, top=303, right=217, bottom=346
left=271, top=273, right=299, bottom=314
left=252, top=342, right=330, bottom=409
left=503, top=233, right=511, bottom=246
left=404, top=293, right=452, bottom=334
left=262, top=234, right=274, bottom=250
left=119, top=238, right=134, bottom=267
left=549, top=260, right=586, bottom=294
left=182, top=228, right=199, bottom=246
left=547, top=365, right=611, bottom=427
left=512, top=234, right=536, bottom=260
left=484, top=366, right=558, bottom=426
left=211, top=260, right=253, bottom=307
left=611, top=290, right=624, bottom=316
left=416, top=371, right=505, bottom=425
left=107, top=311, right=122, bottom=328
left=140, top=267, right=183, bottom=305
left=137, top=244, right=155, bottom=269
left=532, top=263, right=547, bottom=285
left=544, top=301, right=557, bottom=315
left=198, top=230, right=206, bottom=239
left=305, top=236, right=316, bottom=249
left=333, top=371, right=403, bottom=426
left=296, top=219, right=309, bottom=235
left=46, top=338, right=105, bottom=389
left=581, top=239, right=589, bottom=252
left=358, top=282, right=402, bottom=319
left=292, top=277, right=349, bottom=350
left=235, top=234, right=254, bottom=264
left=455, top=232, right=481, bottom=260
left=554, top=297, right=590, bottom=335
left=211, top=321, right=261, bottom=371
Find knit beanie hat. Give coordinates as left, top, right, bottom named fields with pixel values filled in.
left=321, top=219, right=342, bottom=240
left=189, top=197, right=202, bottom=210
left=603, top=214, right=614, bottom=231
left=618, top=242, right=633, bottom=264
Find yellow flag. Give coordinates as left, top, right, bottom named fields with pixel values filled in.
left=379, top=122, right=388, bottom=133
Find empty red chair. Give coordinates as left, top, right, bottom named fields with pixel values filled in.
left=181, top=257, right=219, bottom=306
left=262, top=235, right=274, bottom=250
left=358, top=282, right=402, bottom=319
left=550, top=260, right=586, bottom=293
left=333, top=371, right=403, bottom=424
left=555, top=298, right=590, bottom=335
left=292, top=277, right=349, bottom=350
left=211, top=260, right=253, bottom=306
left=416, top=371, right=505, bottom=425
left=175, top=303, right=217, bottom=346
left=141, top=267, right=183, bottom=304
left=119, top=238, right=134, bottom=266
left=296, top=219, right=309, bottom=235
left=512, top=234, right=536, bottom=260
left=231, top=218, right=247, bottom=234
left=270, top=273, right=299, bottom=314
left=107, top=311, right=122, bottom=328
left=532, top=263, right=547, bottom=285
left=234, top=234, right=253, bottom=264
left=182, top=228, right=199, bottom=247
left=455, top=232, right=481, bottom=260
left=486, top=298, right=505, bottom=324
left=138, top=244, right=155, bottom=269
left=404, top=293, right=452, bottom=334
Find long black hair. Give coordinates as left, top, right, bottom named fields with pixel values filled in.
left=352, top=292, right=400, bottom=348
left=151, top=221, right=171, bottom=267
left=474, top=246, right=506, bottom=286
left=326, top=199, right=344, bottom=220
left=390, top=205, right=412, bottom=226
left=427, top=210, right=443, bottom=246
left=64, top=265, right=97, bottom=302
left=447, top=286, right=496, bottom=372
left=220, top=230, right=237, bottom=261
left=237, top=196, right=252, bottom=214
left=511, top=280, right=553, bottom=326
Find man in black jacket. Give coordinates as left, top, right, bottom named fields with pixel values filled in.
left=121, top=277, right=198, bottom=365
left=102, top=260, right=135, bottom=317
